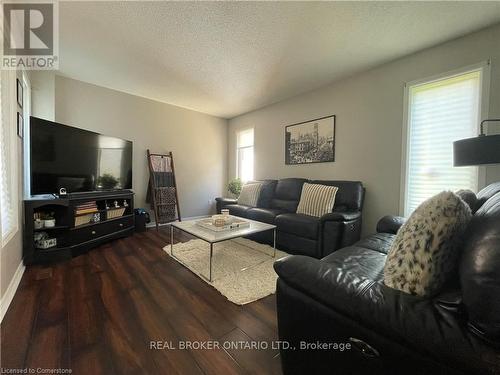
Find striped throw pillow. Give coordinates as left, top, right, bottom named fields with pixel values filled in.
left=238, top=183, right=263, bottom=207
left=296, top=183, right=339, bottom=217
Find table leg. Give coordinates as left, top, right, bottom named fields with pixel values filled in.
left=273, top=228, right=276, bottom=258
left=170, top=225, right=174, bottom=256
left=209, top=243, right=213, bottom=282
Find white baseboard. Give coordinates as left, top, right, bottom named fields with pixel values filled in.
left=0, top=261, right=25, bottom=323
left=146, top=215, right=210, bottom=228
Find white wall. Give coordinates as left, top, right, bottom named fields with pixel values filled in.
left=0, top=141, right=23, bottom=318
left=0, top=70, right=25, bottom=318
left=54, top=76, right=228, bottom=218
left=228, top=24, right=500, bottom=235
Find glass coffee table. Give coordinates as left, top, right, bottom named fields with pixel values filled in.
left=170, top=217, right=277, bottom=282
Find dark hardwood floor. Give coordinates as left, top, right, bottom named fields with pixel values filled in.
left=0, top=228, right=282, bottom=375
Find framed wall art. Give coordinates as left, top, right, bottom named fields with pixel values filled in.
left=16, top=78, right=23, bottom=108
left=17, top=112, right=23, bottom=138
left=285, top=115, right=335, bottom=165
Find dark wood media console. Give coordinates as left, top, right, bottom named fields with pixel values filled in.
left=24, top=190, right=134, bottom=265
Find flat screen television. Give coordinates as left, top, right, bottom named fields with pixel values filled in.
left=30, top=117, right=133, bottom=195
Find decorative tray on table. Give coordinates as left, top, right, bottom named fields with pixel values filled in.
left=196, top=215, right=250, bottom=232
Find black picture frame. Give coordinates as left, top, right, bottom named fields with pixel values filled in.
left=285, top=115, right=335, bottom=165
left=17, top=112, right=23, bottom=138
left=16, top=78, right=23, bottom=108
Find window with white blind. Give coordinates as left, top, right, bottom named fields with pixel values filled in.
left=403, top=67, right=485, bottom=216
left=0, top=69, right=19, bottom=246
left=236, top=128, right=254, bottom=182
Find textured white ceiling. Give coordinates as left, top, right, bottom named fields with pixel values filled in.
left=59, top=1, right=500, bottom=119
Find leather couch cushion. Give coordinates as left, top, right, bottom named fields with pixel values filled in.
left=456, top=189, right=478, bottom=212
left=376, top=215, right=406, bottom=235
left=274, top=250, right=497, bottom=375
left=271, top=178, right=307, bottom=212
left=275, top=248, right=388, bottom=321
left=276, top=213, right=319, bottom=240
left=257, top=179, right=277, bottom=208
left=274, top=178, right=307, bottom=200
left=247, top=208, right=286, bottom=224
left=227, top=204, right=252, bottom=218
left=354, top=232, right=395, bottom=255
left=277, top=231, right=318, bottom=258
left=310, top=180, right=364, bottom=211
left=460, top=192, right=500, bottom=343
left=270, top=199, right=299, bottom=213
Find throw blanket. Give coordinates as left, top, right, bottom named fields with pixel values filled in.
left=146, top=171, right=178, bottom=223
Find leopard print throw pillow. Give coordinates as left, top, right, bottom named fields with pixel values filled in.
left=384, top=191, right=472, bottom=296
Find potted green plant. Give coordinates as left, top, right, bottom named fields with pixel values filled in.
left=97, top=173, right=119, bottom=189
left=227, top=178, right=242, bottom=198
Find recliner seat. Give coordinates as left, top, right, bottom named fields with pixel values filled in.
left=273, top=182, right=500, bottom=375
left=216, top=178, right=365, bottom=258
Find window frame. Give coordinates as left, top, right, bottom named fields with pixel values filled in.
left=235, top=128, right=254, bottom=183
left=0, top=69, right=20, bottom=248
left=399, top=61, right=491, bottom=216
left=22, top=71, right=31, bottom=199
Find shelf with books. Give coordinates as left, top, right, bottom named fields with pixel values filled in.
left=24, top=190, right=135, bottom=265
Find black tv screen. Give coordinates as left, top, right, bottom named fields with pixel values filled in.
left=30, top=117, right=132, bottom=195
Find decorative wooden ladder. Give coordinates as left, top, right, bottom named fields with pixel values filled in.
left=147, top=150, right=181, bottom=231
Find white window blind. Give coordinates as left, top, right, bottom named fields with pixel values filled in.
left=404, top=70, right=482, bottom=216
left=237, top=128, right=254, bottom=182
left=0, top=69, right=18, bottom=245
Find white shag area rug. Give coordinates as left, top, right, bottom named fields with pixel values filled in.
left=163, top=238, right=288, bottom=305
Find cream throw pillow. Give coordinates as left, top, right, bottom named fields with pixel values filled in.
left=237, top=183, right=263, bottom=207
left=384, top=191, right=471, bottom=296
left=296, top=183, right=338, bottom=217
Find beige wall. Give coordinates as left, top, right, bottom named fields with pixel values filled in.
left=228, top=24, right=500, bottom=235
left=2, top=73, right=227, bottom=309
left=54, top=76, right=228, bottom=219
left=30, top=71, right=55, bottom=121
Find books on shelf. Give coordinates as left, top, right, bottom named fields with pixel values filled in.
left=75, top=201, right=98, bottom=215
left=75, top=208, right=98, bottom=214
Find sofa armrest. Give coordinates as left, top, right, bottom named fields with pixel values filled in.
left=274, top=255, right=324, bottom=292
left=376, top=215, right=406, bottom=234
left=319, top=210, right=361, bottom=223
left=318, top=211, right=362, bottom=257
left=215, top=197, right=237, bottom=204
left=215, top=197, right=237, bottom=213
left=274, top=251, right=389, bottom=314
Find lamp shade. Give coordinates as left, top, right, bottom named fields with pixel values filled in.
left=453, top=134, right=500, bottom=166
